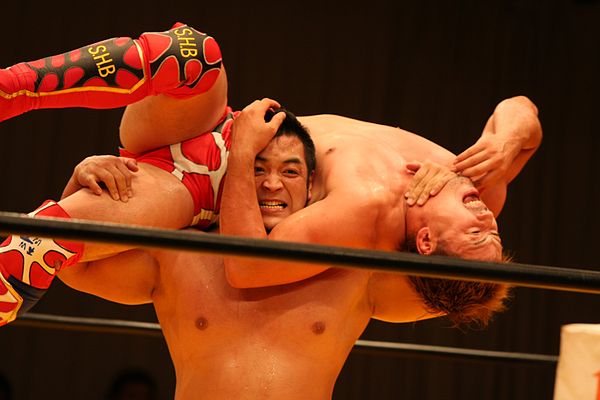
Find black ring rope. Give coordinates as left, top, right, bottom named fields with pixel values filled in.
left=12, top=312, right=558, bottom=365
left=0, top=212, right=599, bottom=293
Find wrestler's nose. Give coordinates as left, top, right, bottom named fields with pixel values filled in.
left=262, top=173, right=283, bottom=191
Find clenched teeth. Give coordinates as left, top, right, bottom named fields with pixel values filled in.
left=259, top=201, right=287, bottom=209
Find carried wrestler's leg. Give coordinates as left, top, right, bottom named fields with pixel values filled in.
left=120, top=66, right=228, bottom=153
left=0, top=164, right=194, bottom=325
left=59, top=163, right=195, bottom=260
left=0, top=201, right=83, bottom=326
left=0, top=22, right=227, bottom=153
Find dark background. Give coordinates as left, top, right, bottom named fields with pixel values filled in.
left=1, top=0, right=599, bottom=398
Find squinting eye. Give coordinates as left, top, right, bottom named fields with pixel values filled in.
left=284, top=169, right=299, bottom=175
left=254, top=167, right=264, bottom=174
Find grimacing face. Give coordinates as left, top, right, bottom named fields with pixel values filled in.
left=421, top=176, right=502, bottom=261
left=254, top=135, right=312, bottom=231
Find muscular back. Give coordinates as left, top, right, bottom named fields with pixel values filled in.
left=300, top=115, right=455, bottom=186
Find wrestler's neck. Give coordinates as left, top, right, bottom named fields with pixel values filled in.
left=404, top=203, right=429, bottom=252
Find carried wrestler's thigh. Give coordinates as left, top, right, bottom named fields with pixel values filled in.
left=59, top=163, right=195, bottom=229
left=120, top=67, right=228, bottom=153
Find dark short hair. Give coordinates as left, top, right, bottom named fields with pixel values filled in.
left=265, top=108, right=316, bottom=176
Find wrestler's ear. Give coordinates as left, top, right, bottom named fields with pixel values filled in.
left=306, top=171, right=315, bottom=202
left=415, top=227, right=436, bottom=255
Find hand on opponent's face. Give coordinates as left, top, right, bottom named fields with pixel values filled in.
left=66, top=155, right=139, bottom=202
left=404, top=161, right=457, bottom=206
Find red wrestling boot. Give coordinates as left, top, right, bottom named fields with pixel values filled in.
left=0, top=22, right=222, bottom=121
left=0, top=200, right=83, bottom=326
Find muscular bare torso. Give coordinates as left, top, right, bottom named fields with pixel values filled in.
left=150, top=249, right=374, bottom=400
left=300, top=115, right=455, bottom=197
left=294, top=115, right=456, bottom=250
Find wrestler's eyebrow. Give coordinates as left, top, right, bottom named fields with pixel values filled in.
left=255, top=156, right=303, bottom=165
left=282, top=157, right=303, bottom=165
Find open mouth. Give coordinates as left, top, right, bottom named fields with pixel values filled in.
left=463, top=189, right=487, bottom=211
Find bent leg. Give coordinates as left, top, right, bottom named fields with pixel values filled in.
left=58, top=163, right=195, bottom=261
left=119, top=66, right=229, bottom=153
left=0, top=163, right=194, bottom=326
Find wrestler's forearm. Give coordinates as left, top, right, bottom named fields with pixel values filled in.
left=221, top=148, right=329, bottom=288
left=492, top=96, right=542, bottom=184
left=492, top=96, right=542, bottom=151
left=220, top=150, right=267, bottom=240
left=220, top=148, right=276, bottom=287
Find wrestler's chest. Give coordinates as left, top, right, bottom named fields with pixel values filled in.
left=161, top=267, right=372, bottom=340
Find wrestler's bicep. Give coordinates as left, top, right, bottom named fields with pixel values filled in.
left=59, top=249, right=158, bottom=305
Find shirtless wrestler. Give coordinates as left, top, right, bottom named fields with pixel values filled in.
left=55, top=115, right=460, bottom=400
left=0, top=23, right=542, bottom=326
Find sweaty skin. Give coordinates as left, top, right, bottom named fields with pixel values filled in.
left=61, top=246, right=427, bottom=400
left=59, top=134, right=431, bottom=400
left=220, top=98, right=541, bottom=287
left=55, top=86, right=539, bottom=400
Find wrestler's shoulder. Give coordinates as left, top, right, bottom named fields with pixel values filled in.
left=298, top=114, right=395, bottom=133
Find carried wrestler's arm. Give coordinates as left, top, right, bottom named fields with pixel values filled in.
left=221, top=100, right=385, bottom=288
left=0, top=23, right=226, bottom=153
left=59, top=249, right=158, bottom=305
left=404, top=96, right=542, bottom=216
left=452, top=96, right=542, bottom=216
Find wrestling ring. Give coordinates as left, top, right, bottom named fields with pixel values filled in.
left=3, top=211, right=597, bottom=366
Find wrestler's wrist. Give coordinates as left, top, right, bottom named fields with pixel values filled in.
left=228, top=146, right=259, bottom=164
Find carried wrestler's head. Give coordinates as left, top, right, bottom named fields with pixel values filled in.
left=257, top=109, right=315, bottom=231
left=408, top=176, right=502, bottom=260
left=404, top=176, right=510, bottom=326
